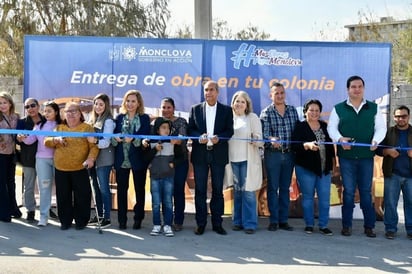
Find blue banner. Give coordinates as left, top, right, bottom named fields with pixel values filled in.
left=24, top=35, right=391, bottom=117
left=23, top=35, right=392, bottom=216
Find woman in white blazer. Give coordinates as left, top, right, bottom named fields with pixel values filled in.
left=227, top=91, right=263, bottom=234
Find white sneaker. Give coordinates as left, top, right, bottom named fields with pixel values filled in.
left=150, top=225, right=162, bottom=236
left=163, top=225, right=174, bottom=237
left=37, top=217, right=48, bottom=227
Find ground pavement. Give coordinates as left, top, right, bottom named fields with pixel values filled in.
left=0, top=177, right=411, bottom=274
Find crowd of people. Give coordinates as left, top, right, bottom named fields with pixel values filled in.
left=0, top=76, right=411, bottom=240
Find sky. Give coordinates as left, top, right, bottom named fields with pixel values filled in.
left=166, top=0, right=412, bottom=41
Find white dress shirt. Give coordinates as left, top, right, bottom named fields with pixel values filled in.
left=206, top=103, right=217, bottom=138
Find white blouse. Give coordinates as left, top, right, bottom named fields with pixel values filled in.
left=229, top=114, right=248, bottom=162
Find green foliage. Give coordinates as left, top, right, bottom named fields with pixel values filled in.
left=212, top=19, right=234, bottom=40
left=235, top=24, right=270, bottom=40
left=176, top=25, right=193, bottom=39
left=398, top=27, right=412, bottom=83
left=345, top=10, right=412, bottom=84
left=0, top=0, right=171, bottom=80
left=173, top=18, right=271, bottom=41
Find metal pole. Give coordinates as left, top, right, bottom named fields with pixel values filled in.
left=194, top=0, right=212, bottom=39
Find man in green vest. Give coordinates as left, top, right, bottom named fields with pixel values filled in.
left=327, top=75, right=386, bottom=238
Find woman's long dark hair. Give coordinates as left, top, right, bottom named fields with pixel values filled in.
left=40, top=101, right=62, bottom=129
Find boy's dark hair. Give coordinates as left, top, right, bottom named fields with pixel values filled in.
left=153, top=117, right=171, bottom=135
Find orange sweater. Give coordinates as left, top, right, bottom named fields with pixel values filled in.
left=45, top=123, right=99, bottom=171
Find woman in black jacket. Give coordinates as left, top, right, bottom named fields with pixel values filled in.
left=292, top=99, right=336, bottom=235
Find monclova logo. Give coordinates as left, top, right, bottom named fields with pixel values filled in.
left=109, top=45, right=193, bottom=63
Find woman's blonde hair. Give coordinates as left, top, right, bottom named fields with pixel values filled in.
left=119, top=89, right=145, bottom=115
left=230, top=90, right=253, bottom=115
left=0, top=91, right=17, bottom=121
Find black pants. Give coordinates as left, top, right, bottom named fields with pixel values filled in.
left=55, top=168, right=91, bottom=227
left=0, top=154, right=19, bottom=221
left=116, top=167, right=147, bottom=225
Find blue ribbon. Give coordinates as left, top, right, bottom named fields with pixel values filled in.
left=0, top=128, right=407, bottom=150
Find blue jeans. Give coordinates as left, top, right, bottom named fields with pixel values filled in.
left=231, top=161, right=257, bottom=230
left=35, top=158, right=54, bottom=221
left=295, top=165, right=331, bottom=228
left=264, top=150, right=294, bottom=224
left=384, top=173, right=412, bottom=234
left=339, top=157, right=375, bottom=229
left=96, top=165, right=112, bottom=219
left=151, top=177, right=174, bottom=226
left=173, top=160, right=189, bottom=225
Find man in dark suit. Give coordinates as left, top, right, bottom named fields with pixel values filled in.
left=188, top=80, right=234, bottom=235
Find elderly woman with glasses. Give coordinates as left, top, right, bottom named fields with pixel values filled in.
left=45, top=102, right=99, bottom=230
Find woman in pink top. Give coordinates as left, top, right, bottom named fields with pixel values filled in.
left=23, top=102, right=62, bottom=226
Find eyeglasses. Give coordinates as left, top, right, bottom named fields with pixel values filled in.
left=44, top=101, right=56, bottom=107
left=394, top=114, right=409, bottom=119
left=64, top=109, right=79, bottom=114
left=24, top=103, right=37, bottom=109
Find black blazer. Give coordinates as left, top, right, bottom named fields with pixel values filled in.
left=291, top=120, right=335, bottom=176
left=188, top=102, right=233, bottom=166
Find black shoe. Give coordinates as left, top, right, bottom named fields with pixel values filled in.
left=268, top=223, right=278, bottom=231
left=0, top=218, right=11, bottom=223
left=60, top=224, right=71, bottom=230
left=212, top=225, right=227, bottom=235
left=173, top=224, right=183, bottom=232
left=119, top=223, right=127, bottom=230
left=89, top=215, right=102, bottom=225
left=364, top=228, right=376, bottom=238
left=341, top=227, right=352, bottom=236
left=49, top=208, right=58, bottom=219
left=194, top=225, right=205, bottom=235
left=244, top=229, right=255, bottom=234
left=75, top=224, right=86, bottom=230
left=407, top=233, right=412, bottom=240
left=232, top=225, right=243, bottom=231
left=385, top=231, right=395, bottom=240
left=133, top=220, right=142, bottom=230
left=11, top=209, right=22, bottom=219
left=26, top=211, right=35, bottom=222
left=319, top=227, right=333, bottom=236
left=304, top=226, right=313, bottom=234
left=279, top=223, right=293, bottom=231
left=100, top=219, right=111, bottom=229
